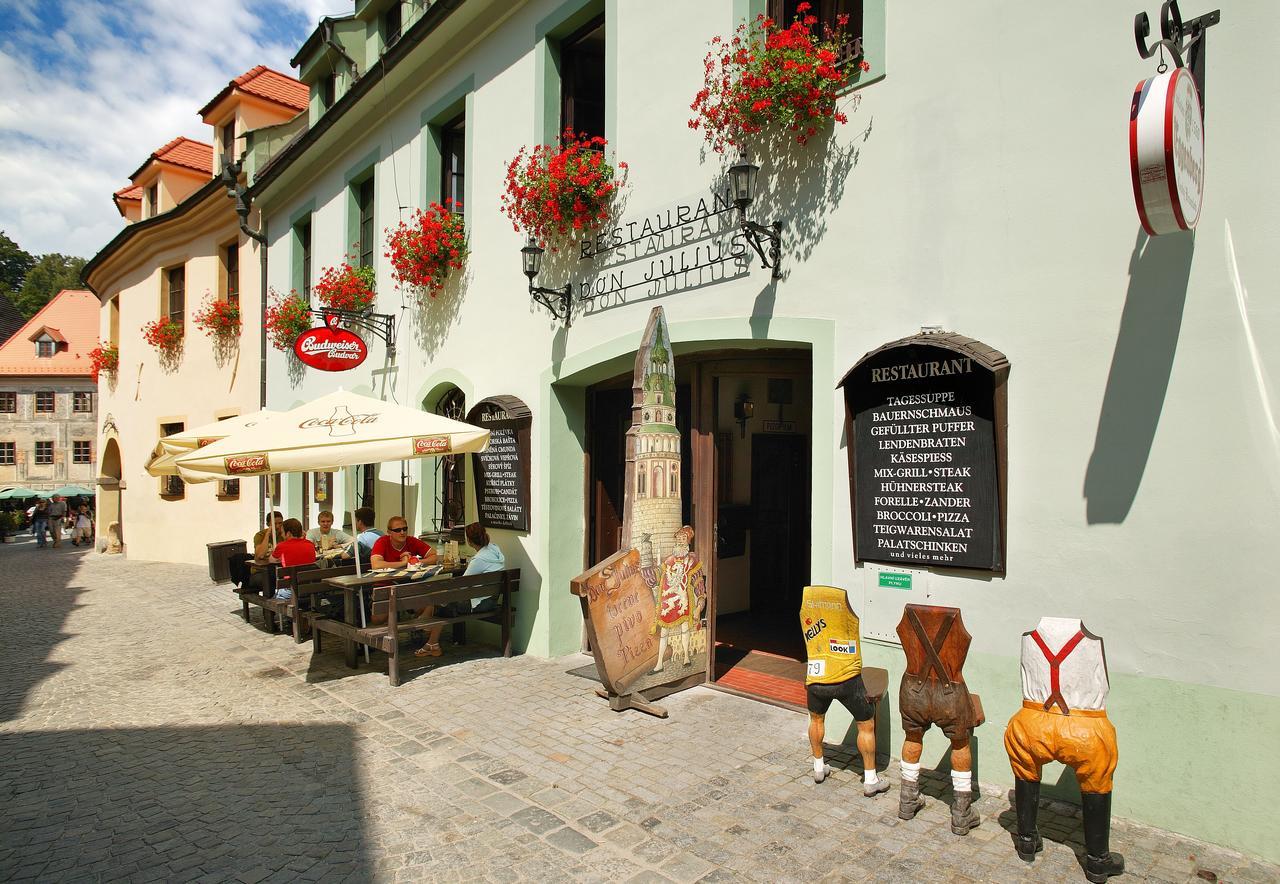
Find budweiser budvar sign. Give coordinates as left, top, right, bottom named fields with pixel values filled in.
left=412, top=435, right=451, bottom=455
left=224, top=453, right=270, bottom=474
left=293, top=320, right=369, bottom=372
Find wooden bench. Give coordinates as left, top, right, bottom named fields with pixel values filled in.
left=238, top=563, right=357, bottom=642
left=310, top=569, right=520, bottom=686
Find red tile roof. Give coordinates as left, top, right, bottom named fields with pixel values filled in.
left=199, top=65, right=309, bottom=118
left=0, top=289, right=99, bottom=377
left=114, top=185, right=143, bottom=201
left=128, top=136, right=213, bottom=181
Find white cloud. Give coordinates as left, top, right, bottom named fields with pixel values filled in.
left=0, top=0, right=345, bottom=259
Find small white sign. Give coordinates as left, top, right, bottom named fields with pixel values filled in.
left=1129, top=67, right=1204, bottom=235
left=860, top=562, right=931, bottom=644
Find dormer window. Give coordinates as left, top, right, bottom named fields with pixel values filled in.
left=36, top=337, right=55, bottom=358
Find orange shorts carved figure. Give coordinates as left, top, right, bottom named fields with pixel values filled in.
left=1003, top=701, right=1118, bottom=794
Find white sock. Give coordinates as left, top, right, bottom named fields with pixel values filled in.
left=813, top=756, right=825, bottom=776
left=900, top=760, right=921, bottom=783
left=864, top=768, right=879, bottom=786
left=952, top=770, right=972, bottom=793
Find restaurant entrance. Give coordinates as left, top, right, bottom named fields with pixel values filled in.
left=584, top=348, right=812, bottom=709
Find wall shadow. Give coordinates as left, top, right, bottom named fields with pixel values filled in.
left=0, top=723, right=367, bottom=881
left=1083, top=230, right=1195, bottom=523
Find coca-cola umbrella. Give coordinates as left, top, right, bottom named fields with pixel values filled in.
left=145, top=410, right=281, bottom=479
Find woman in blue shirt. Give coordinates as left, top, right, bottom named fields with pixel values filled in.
left=415, top=522, right=506, bottom=658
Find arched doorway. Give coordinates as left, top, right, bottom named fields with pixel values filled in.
left=99, top=437, right=123, bottom=548
left=423, top=385, right=467, bottom=533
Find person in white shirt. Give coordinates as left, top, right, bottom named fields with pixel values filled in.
left=306, top=510, right=352, bottom=553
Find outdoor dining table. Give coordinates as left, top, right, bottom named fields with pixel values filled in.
left=321, top=565, right=446, bottom=668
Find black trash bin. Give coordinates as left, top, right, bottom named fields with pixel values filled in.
left=207, top=539, right=247, bottom=583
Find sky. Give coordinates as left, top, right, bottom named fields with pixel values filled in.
left=0, top=0, right=344, bottom=260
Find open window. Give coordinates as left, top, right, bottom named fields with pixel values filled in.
left=164, top=264, right=185, bottom=331
left=440, top=113, right=465, bottom=215
left=559, top=14, right=605, bottom=141
left=768, top=0, right=864, bottom=66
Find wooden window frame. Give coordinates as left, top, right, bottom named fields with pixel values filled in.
left=72, top=441, right=92, bottom=464
left=159, top=421, right=185, bottom=499
left=559, top=13, right=606, bottom=142
left=0, top=441, right=14, bottom=465
left=36, top=339, right=56, bottom=358
left=164, top=264, right=185, bottom=330
left=221, top=241, right=240, bottom=306
left=440, top=113, right=465, bottom=215
left=34, top=440, right=54, bottom=466
left=73, top=392, right=93, bottom=413
left=0, top=392, right=15, bottom=413
left=35, top=391, right=54, bottom=414
left=768, top=0, right=864, bottom=67
left=357, top=177, right=376, bottom=269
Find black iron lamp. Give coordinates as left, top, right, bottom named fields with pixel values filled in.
left=522, top=239, right=575, bottom=327
left=728, top=155, right=783, bottom=279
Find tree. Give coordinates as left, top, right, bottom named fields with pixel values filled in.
left=0, top=231, right=35, bottom=295
left=13, top=253, right=87, bottom=318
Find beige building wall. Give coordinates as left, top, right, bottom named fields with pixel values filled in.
left=0, top=378, right=96, bottom=489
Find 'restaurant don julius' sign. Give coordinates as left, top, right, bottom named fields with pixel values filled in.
left=293, top=315, right=369, bottom=371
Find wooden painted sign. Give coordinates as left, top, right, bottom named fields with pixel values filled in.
left=839, top=333, right=1009, bottom=571
left=293, top=316, right=369, bottom=371
left=466, top=395, right=532, bottom=532
left=1130, top=67, right=1204, bottom=236
left=570, top=548, right=659, bottom=694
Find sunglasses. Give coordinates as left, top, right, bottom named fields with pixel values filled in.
left=389, top=526, right=409, bottom=533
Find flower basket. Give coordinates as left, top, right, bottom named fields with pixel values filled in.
left=501, top=128, right=628, bottom=248
left=689, top=3, right=869, bottom=153
left=314, top=259, right=376, bottom=313
left=142, top=318, right=184, bottom=356
left=193, top=297, right=242, bottom=341
left=264, top=289, right=313, bottom=352
left=87, top=343, right=119, bottom=380
left=386, top=201, right=468, bottom=298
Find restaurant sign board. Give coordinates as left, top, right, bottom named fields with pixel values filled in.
left=1129, top=67, right=1204, bottom=236
left=839, top=333, right=1009, bottom=571
left=466, top=396, right=531, bottom=532
left=571, top=547, right=659, bottom=694
left=293, top=318, right=370, bottom=372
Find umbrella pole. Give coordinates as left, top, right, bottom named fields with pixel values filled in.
left=348, top=467, right=369, bottom=664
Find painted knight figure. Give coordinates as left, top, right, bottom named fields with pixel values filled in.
left=895, top=604, right=986, bottom=834
left=650, top=526, right=706, bottom=672
left=1004, top=617, right=1123, bottom=882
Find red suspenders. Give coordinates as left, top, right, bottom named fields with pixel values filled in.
left=1030, top=629, right=1085, bottom=715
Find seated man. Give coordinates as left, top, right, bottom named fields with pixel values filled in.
left=270, top=518, right=317, bottom=601
left=306, top=510, right=352, bottom=554
left=369, top=516, right=436, bottom=628
left=230, top=511, right=284, bottom=591
left=343, top=506, right=382, bottom=564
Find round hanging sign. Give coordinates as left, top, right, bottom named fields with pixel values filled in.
left=1129, top=67, right=1204, bottom=235
left=293, top=316, right=369, bottom=372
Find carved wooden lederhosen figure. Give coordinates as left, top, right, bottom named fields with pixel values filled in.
left=1004, top=617, right=1124, bottom=882
left=895, top=604, right=985, bottom=834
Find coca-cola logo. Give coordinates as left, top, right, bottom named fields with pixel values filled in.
left=225, top=453, right=270, bottom=474
left=299, top=408, right=379, bottom=437
left=196, top=438, right=218, bottom=448
left=413, top=435, right=451, bottom=455
left=293, top=322, right=369, bottom=372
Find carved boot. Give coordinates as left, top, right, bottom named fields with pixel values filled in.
left=950, top=789, right=980, bottom=835
left=898, top=778, right=925, bottom=820
left=1013, top=778, right=1044, bottom=861
left=1082, top=791, right=1125, bottom=883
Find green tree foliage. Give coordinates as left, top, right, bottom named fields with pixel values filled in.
left=0, top=231, right=35, bottom=295
left=0, top=231, right=88, bottom=318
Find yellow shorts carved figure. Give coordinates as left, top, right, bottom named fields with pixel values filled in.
left=1004, top=701, right=1118, bottom=794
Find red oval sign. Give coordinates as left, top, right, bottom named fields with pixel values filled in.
left=294, top=322, right=369, bottom=372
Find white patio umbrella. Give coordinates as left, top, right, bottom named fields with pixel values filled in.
left=173, top=389, right=490, bottom=661
left=145, top=410, right=281, bottom=479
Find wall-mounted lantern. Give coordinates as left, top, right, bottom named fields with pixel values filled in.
left=734, top=393, right=756, bottom=438
left=521, top=239, right=575, bottom=327
left=728, top=156, right=784, bottom=279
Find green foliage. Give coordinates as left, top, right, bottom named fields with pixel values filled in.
left=0, top=231, right=36, bottom=295
left=13, top=253, right=87, bottom=318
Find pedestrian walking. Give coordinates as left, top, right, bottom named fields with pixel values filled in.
left=31, top=499, right=49, bottom=548
left=46, top=495, right=67, bottom=548
left=71, top=505, right=94, bottom=547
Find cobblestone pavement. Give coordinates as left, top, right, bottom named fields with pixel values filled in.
left=1, top=540, right=1275, bottom=883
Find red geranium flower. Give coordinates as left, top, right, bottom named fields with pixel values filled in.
left=385, top=201, right=468, bottom=298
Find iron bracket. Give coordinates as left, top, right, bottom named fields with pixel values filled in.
left=529, top=282, right=575, bottom=328
left=1135, top=1, right=1221, bottom=113
left=740, top=217, right=784, bottom=279
left=309, top=308, right=397, bottom=357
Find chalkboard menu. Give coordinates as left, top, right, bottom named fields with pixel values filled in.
left=466, top=395, right=531, bottom=532
left=839, top=334, right=1008, bottom=571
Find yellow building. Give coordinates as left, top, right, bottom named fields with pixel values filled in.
left=83, top=67, right=307, bottom=565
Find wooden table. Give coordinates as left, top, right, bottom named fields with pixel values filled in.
left=322, top=566, right=444, bottom=668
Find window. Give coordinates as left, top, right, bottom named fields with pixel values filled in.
left=147, top=184, right=159, bottom=217
left=165, top=265, right=185, bottom=329
left=36, top=338, right=56, bottom=358
left=223, top=243, right=239, bottom=306
left=73, top=441, right=91, bottom=464
left=109, top=296, right=120, bottom=346
left=220, top=123, right=236, bottom=169
left=357, top=177, right=375, bottom=268
left=434, top=388, right=466, bottom=528
left=0, top=442, right=13, bottom=465
left=73, top=392, right=93, bottom=413
left=321, top=72, right=337, bottom=109
left=160, top=421, right=184, bottom=497
left=441, top=113, right=465, bottom=215
left=35, top=392, right=54, bottom=413
left=0, top=392, right=15, bottom=413
left=217, top=415, right=240, bottom=499
left=294, top=218, right=313, bottom=299
left=35, top=441, right=53, bottom=465
left=769, top=0, right=863, bottom=65
left=560, top=15, right=605, bottom=141
left=383, top=1, right=403, bottom=47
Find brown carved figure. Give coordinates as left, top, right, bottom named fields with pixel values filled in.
left=895, top=604, right=985, bottom=834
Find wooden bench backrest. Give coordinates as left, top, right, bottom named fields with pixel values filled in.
left=279, top=563, right=358, bottom=596
left=371, top=569, right=521, bottom=622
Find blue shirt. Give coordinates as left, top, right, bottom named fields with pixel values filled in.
left=349, top=528, right=383, bottom=560
left=465, top=543, right=506, bottom=605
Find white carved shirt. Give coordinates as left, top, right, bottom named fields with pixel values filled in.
left=1019, top=617, right=1109, bottom=713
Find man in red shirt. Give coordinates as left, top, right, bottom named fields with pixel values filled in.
left=369, top=516, right=437, bottom=629
left=271, top=519, right=317, bottom=601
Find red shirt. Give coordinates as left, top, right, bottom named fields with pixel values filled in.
left=272, top=537, right=318, bottom=569
left=370, top=534, right=432, bottom=565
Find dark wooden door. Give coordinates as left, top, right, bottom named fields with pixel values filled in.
left=749, top=434, right=810, bottom=617
left=587, top=388, right=631, bottom=567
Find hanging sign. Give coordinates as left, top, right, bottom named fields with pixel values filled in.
left=466, top=395, right=532, bottom=532
left=293, top=316, right=369, bottom=371
left=1129, top=67, right=1204, bottom=235
left=839, top=333, right=1009, bottom=571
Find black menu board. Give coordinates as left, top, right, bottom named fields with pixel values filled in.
left=467, top=396, right=532, bottom=532
left=840, top=335, right=1008, bottom=571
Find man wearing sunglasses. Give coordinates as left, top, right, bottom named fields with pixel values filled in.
left=368, top=516, right=439, bottom=630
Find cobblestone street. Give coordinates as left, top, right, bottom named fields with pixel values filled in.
left=0, top=541, right=1273, bottom=883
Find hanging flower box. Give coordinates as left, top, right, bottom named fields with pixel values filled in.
left=264, top=289, right=313, bottom=352
left=689, top=3, right=869, bottom=153
left=314, top=259, right=376, bottom=313
left=501, top=128, right=628, bottom=248
left=87, top=343, right=118, bottom=380
left=142, top=318, right=184, bottom=356
left=385, top=201, right=468, bottom=298
left=193, top=297, right=242, bottom=341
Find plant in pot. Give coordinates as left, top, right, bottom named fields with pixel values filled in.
left=501, top=127, right=628, bottom=250
left=264, top=289, right=314, bottom=352
left=193, top=296, right=242, bottom=342
left=314, top=259, right=376, bottom=314
left=87, top=343, right=119, bottom=381
left=386, top=200, right=469, bottom=301
left=689, top=2, right=869, bottom=154
left=142, top=317, right=184, bottom=369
